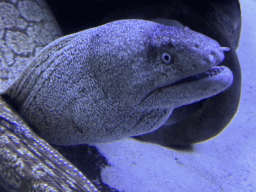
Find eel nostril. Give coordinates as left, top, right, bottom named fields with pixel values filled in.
left=194, top=43, right=200, bottom=49
left=209, top=49, right=225, bottom=65
left=210, top=51, right=216, bottom=56
left=209, top=54, right=216, bottom=63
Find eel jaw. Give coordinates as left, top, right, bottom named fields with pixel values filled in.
left=168, top=65, right=233, bottom=108
left=138, top=65, right=233, bottom=110
left=168, top=46, right=232, bottom=106
left=171, top=66, right=229, bottom=86
left=170, top=46, right=231, bottom=87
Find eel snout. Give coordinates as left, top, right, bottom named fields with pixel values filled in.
left=204, top=46, right=230, bottom=68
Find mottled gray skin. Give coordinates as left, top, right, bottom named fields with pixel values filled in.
left=0, top=0, right=98, bottom=191
left=5, top=19, right=233, bottom=146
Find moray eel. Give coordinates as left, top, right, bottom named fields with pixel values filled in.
left=0, top=1, right=233, bottom=191
left=0, top=0, right=98, bottom=191
left=2, top=19, right=233, bottom=146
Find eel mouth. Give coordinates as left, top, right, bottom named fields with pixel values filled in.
left=170, top=46, right=231, bottom=86
left=138, top=65, right=233, bottom=109
left=171, top=66, right=228, bottom=86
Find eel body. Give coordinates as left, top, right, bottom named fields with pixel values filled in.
left=0, top=0, right=98, bottom=191
left=0, top=98, right=98, bottom=191
left=4, top=20, right=233, bottom=146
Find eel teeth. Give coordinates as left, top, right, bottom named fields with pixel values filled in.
left=205, top=67, right=222, bottom=77
left=171, top=67, right=223, bottom=86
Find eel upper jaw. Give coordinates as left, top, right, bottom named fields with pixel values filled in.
left=170, top=46, right=231, bottom=87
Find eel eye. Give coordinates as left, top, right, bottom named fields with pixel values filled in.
left=161, top=52, right=173, bottom=65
